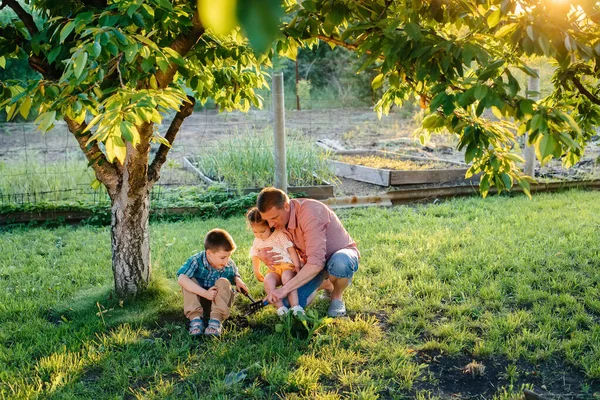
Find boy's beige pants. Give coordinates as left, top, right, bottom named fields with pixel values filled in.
left=183, top=278, right=235, bottom=322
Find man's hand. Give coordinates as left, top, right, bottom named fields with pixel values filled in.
left=203, top=287, right=217, bottom=301
left=257, top=247, right=283, bottom=267
left=267, top=286, right=289, bottom=304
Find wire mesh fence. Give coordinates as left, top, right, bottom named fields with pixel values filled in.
left=0, top=98, right=415, bottom=207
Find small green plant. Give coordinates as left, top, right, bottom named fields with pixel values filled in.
left=275, top=309, right=333, bottom=341
left=500, top=364, right=519, bottom=385
left=193, top=127, right=336, bottom=190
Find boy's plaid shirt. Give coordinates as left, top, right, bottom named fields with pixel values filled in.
left=176, top=251, right=240, bottom=289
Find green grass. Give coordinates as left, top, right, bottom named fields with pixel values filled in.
left=192, top=127, right=337, bottom=190
left=2, top=190, right=600, bottom=398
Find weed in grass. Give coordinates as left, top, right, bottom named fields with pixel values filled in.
left=500, top=364, right=520, bottom=385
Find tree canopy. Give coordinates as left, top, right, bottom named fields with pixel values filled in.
left=0, top=0, right=278, bottom=295
left=278, top=0, right=600, bottom=196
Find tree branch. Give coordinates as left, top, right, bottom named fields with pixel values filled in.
left=64, top=117, right=119, bottom=191
left=2, top=0, right=38, bottom=37
left=80, top=0, right=107, bottom=7
left=316, top=35, right=359, bottom=51
left=148, top=95, right=196, bottom=184
left=571, top=76, right=600, bottom=106
left=155, top=11, right=205, bottom=88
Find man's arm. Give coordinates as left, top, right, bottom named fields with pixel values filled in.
left=178, top=274, right=217, bottom=300
left=266, top=262, right=323, bottom=303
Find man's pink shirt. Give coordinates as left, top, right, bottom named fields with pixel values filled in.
left=283, top=198, right=359, bottom=267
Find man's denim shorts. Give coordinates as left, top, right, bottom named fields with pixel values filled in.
left=289, top=248, right=359, bottom=308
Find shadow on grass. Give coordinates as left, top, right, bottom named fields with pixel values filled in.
left=36, top=278, right=312, bottom=398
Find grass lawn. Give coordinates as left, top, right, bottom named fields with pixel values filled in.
left=2, top=190, right=600, bottom=399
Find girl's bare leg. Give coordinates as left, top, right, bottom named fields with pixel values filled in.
left=281, top=269, right=299, bottom=307
left=263, top=272, right=283, bottom=308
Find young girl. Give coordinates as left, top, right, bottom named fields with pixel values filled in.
left=246, top=207, right=304, bottom=317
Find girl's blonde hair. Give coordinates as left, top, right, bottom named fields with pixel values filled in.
left=246, top=207, right=268, bottom=226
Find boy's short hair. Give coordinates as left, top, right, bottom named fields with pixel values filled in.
left=257, top=187, right=289, bottom=213
left=204, top=229, right=236, bottom=252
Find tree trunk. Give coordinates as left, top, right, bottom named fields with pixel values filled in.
left=110, top=142, right=152, bottom=297
left=111, top=189, right=151, bottom=296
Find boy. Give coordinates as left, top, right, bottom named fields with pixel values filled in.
left=177, top=228, right=248, bottom=337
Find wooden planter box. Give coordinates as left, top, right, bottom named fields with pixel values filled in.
left=182, top=157, right=334, bottom=200
left=327, top=150, right=476, bottom=187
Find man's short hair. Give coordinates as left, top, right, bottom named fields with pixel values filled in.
left=257, top=187, right=289, bottom=212
left=204, top=229, right=236, bottom=252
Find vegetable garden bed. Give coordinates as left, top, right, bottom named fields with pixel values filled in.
left=183, top=157, right=334, bottom=200
left=328, top=149, right=476, bottom=187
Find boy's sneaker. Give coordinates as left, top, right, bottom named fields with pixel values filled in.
left=327, top=299, right=346, bottom=317
left=276, top=306, right=289, bottom=319
left=290, top=305, right=305, bottom=317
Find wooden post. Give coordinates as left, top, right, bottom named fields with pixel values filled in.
left=295, top=58, right=301, bottom=111
left=272, top=72, right=288, bottom=192
left=524, top=70, right=539, bottom=177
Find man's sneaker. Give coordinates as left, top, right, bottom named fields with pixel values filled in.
left=327, top=299, right=346, bottom=317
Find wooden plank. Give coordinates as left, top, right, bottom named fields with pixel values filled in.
left=182, top=157, right=215, bottom=185
left=390, top=168, right=472, bottom=185
left=328, top=160, right=390, bottom=186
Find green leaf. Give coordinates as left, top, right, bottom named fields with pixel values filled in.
left=555, top=110, right=582, bottom=135
left=404, top=23, right=422, bottom=40
left=536, top=133, right=560, bottom=165
left=0, top=56, right=6, bottom=68
left=132, top=12, right=146, bottom=28
left=519, top=100, right=534, bottom=117
left=237, top=0, right=284, bottom=54
left=465, top=141, right=479, bottom=164
left=48, top=46, right=62, bottom=63
left=60, top=20, right=77, bottom=43
left=34, top=110, right=57, bottom=132
left=474, top=85, right=488, bottom=101
left=91, top=179, right=102, bottom=190
left=73, top=51, right=88, bottom=79
left=538, top=35, right=550, bottom=55
left=371, top=73, right=384, bottom=90
left=558, top=132, right=581, bottom=151
left=494, top=23, right=517, bottom=38
left=198, top=0, right=237, bottom=36
left=120, top=120, right=140, bottom=146
left=487, top=9, right=502, bottom=28
left=5, top=102, right=18, bottom=121
left=157, top=57, right=170, bottom=73
left=89, top=41, right=102, bottom=57
left=19, top=96, right=32, bottom=119
left=113, top=29, right=128, bottom=45
left=106, top=135, right=127, bottom=164
left=154, top=0, right=173, bottom=9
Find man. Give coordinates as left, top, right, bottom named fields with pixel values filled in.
left=256, top=187, right=359, bottom=317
